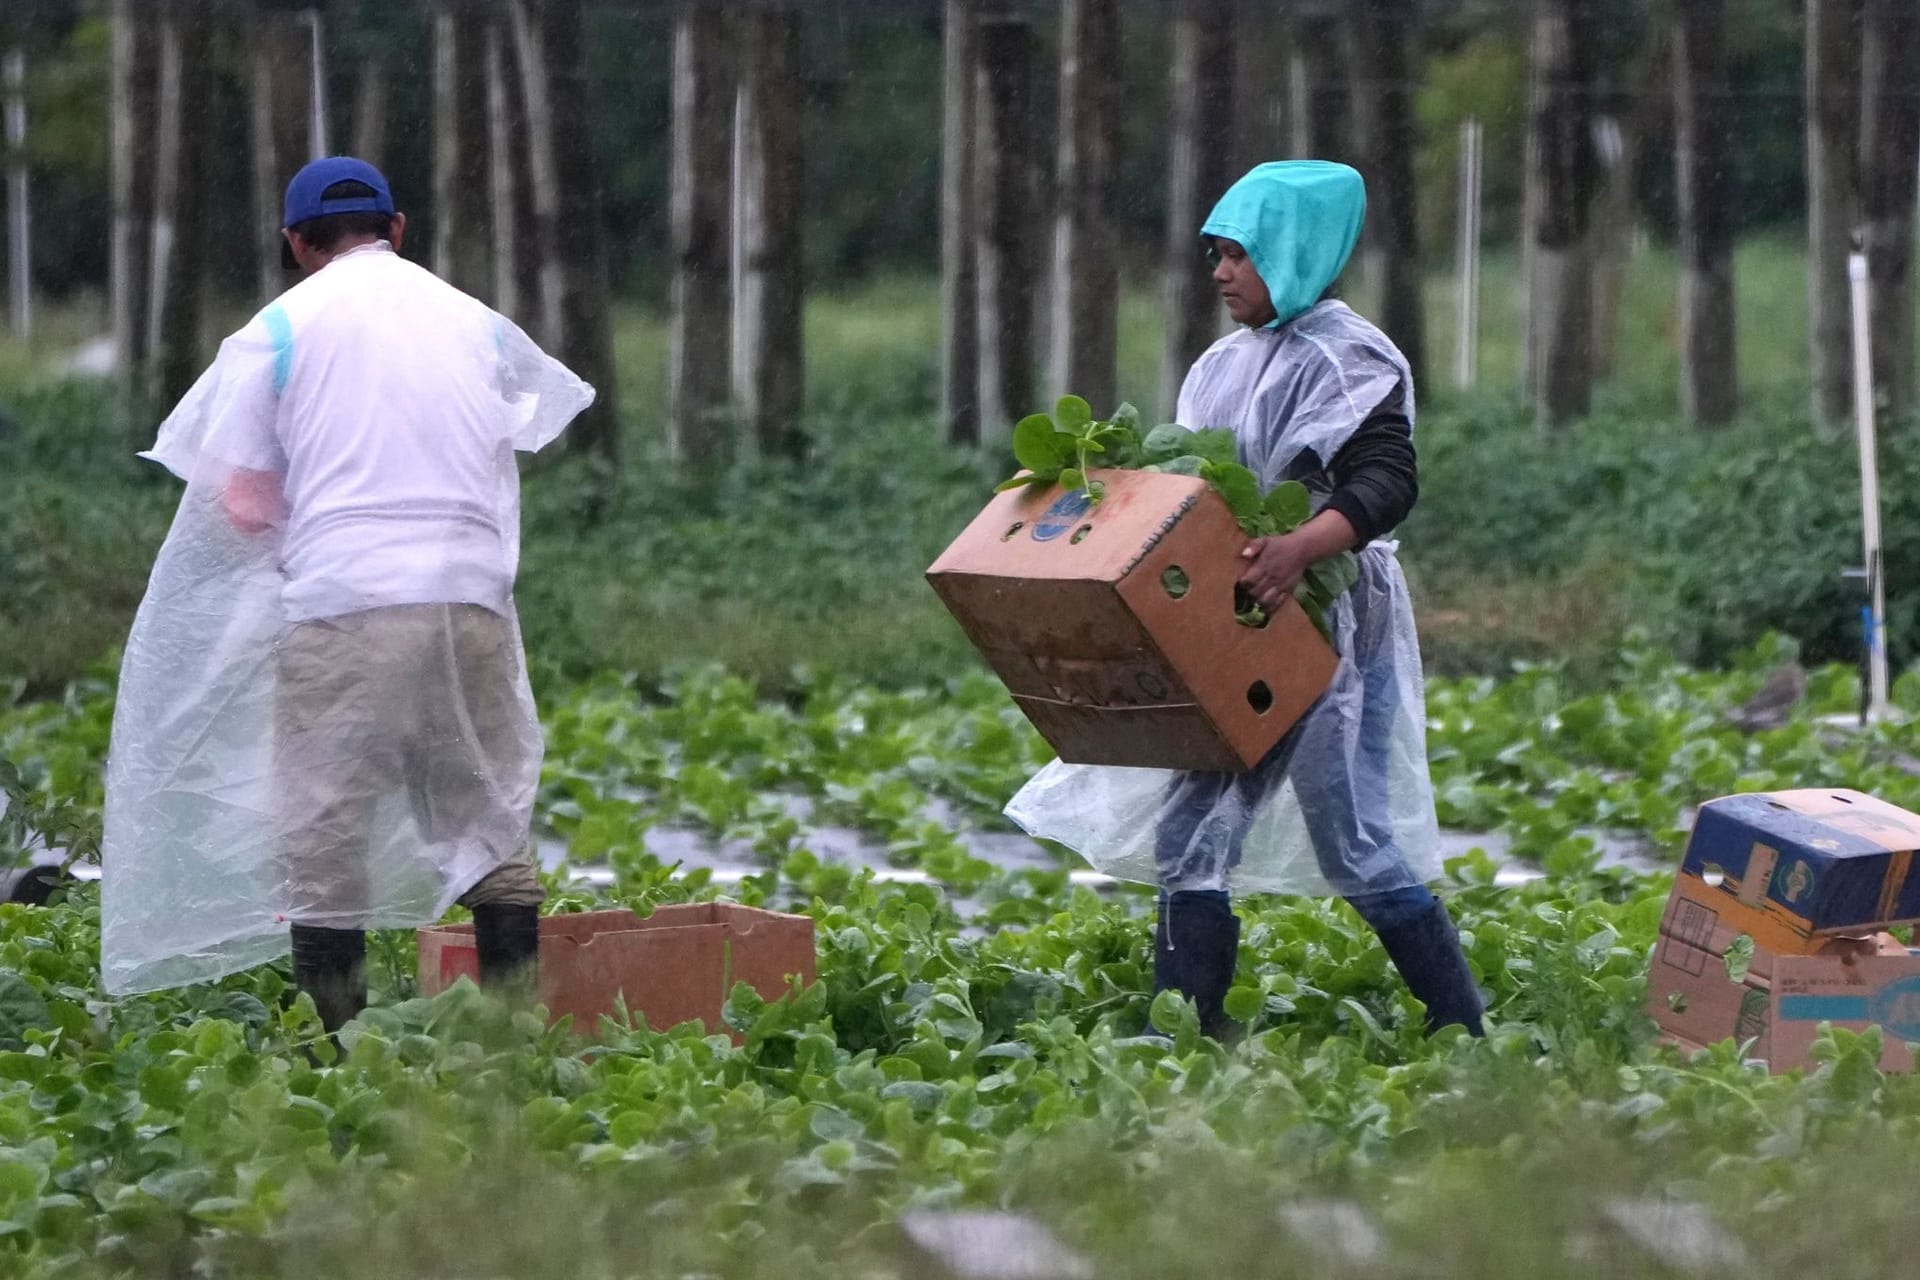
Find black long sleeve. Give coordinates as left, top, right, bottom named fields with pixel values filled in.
left=1320, top=410, right=1417, bottom=546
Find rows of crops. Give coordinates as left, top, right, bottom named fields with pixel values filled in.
left=3, top=642, right=1920, bottom=1275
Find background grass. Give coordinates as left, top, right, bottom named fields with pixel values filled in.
left=2, top=232, right=1910, bottom=697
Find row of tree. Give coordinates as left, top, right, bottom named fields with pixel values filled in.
left=71, top=0, right=1920, bottom=464
left=108, top=0, right=622, bottom=454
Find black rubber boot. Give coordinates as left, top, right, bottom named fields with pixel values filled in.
left=1373, top=900, right=1485, bottom=1037
left=472, top=903, right=541, bottom=1002
left=1152, top=891, right=1242, bottom=1041
left=289, top=924, right=367, bottom=1035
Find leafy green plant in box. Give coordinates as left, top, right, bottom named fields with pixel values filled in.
left=997, top=396, right=1359, bottom=640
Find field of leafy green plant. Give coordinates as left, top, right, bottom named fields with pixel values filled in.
left=5, top=640, right=1920, bottom=1276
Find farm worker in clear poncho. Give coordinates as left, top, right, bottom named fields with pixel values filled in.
left=1007, top=161, right=1483, bottom=1040
left=101, top=158, right=593, bottom=1030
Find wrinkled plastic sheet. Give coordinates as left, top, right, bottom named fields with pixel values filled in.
left=1005, top=543, right=1439, bottom=899
left=102, top=291, right=590, bottom=995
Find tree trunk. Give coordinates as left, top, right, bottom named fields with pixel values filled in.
left=666, top=0, right=731, bottom=465
left=1354, top=0, right=1425, bottom=388
left=1589, top=28, right=1666, bottom=379
left=433, top=1, right=494, bottom=300
left=111, top=0, right=158, bottom=381
left=486, top=16, right=529, bottom=324
left=1288, top=5, right=1349, bottom=162
left=1860, top=0, right=1920, bottom=420
left=1048, top=0, right=1118, bottom=412
left=1525, top=0, right=1599, bottom=427
left=1161, top=0, right=1234, bottom=419
left=148, top=1, right=214, bottom=410
left=732, top=3, right=805, bottom=458
left=1805, top=0, right=1862, bottom=426
left=351, top=61, right=390, bottom=169
left=940, top=0, right=980, bottom=445
left=1673, top=0, right=1736, bottom=425
left=250, top=5, right=312, bottom=301
left=974, top=4, right=1037, bottom=445
left=1233, top=3, right=1288, bottom=179
left=536, top=0, right=617, bottom=457
left=509, top=0, right=564, bottom=347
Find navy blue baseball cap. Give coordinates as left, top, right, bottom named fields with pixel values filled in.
left=280, top=156, right=395, bottom=267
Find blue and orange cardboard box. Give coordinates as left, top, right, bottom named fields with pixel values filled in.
left=1646, top=787, right=1920, bottom=1072
left=1676, top=788, right=1920, bottom=953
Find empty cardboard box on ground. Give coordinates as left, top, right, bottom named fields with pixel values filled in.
left=1647, top=788, right=1920, bottom=1072
left=925, top=470, right=1337, bottom=772
left=418, top=903, right=816, bottom=1036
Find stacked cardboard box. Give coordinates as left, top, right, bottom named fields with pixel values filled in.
left=926, top=471, right=1337, bottom=772
left=1646, top=789, right=1920, bottom=1072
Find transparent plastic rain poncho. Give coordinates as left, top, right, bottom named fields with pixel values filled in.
left=1005, top=162, right=1440, bottom=898
left=101, top=247, right=593, bottom=995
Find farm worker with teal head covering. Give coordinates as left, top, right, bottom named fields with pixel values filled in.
left=1200, top=159, right=1366, bottom=328
left=1006, top=160, right=1485, bottom=1042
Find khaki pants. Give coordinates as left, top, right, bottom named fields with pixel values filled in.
left=274, top=603, right=544, bottom=921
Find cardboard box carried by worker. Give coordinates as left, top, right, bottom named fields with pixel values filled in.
left=1646, top=788, right=1920, bottom=1073
left=418, top=903, right=816, bottom=1039
left=925, top=470, right=1337, bottom=773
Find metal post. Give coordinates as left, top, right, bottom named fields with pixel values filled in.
left=4, top=49, right=28, bottom=338
left=1848, top=247, right=1891, bottom=722
left=1453, top=117, right=1481, bottom=390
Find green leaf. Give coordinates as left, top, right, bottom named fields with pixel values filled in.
left=1263, top=481, right=1313, bottom=532
left=0, top=975, right=50, bottom=1052
left=1201, top=461, right=1263, bottom=525
left=1190, top=428, right=1240, bottom=467
left=1150, top=454, right=1206, bottom=478
left=1059, top=468, right=1087, bottom=494
left=1724, top=934, right=1756, bottom=984
left=1053, top=396, right=1094, bottom=431
left=1222, top=987, right=1264, bottom=1024
left=1141, top=423, right=1196, bottom=463
left=995, top=472, right=1049, bottom=492
left=1109, top=402, right=1142, bottom=432
left=1304, top=552, right=1360, bottom=601
left=1013, top=413, right=1073, bottom=472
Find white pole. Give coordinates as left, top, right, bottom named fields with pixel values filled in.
left=1454, top=117, right=1481, bottom=389
left=303, top=9, right=328, bottom=158
left=1849, top=249, right=1891, bottom=722
left=3, top=48, right=28, bottom=338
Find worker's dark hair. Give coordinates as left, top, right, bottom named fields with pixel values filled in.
left=289, top=180, right=395, bottom=251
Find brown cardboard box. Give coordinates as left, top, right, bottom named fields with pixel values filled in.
left=1644, top=874, right=1908, bottom=1071
left=1676, top=789, right=1920, bottom=952
left=925, top=470, right=1338, bottom=772
left=1772, top=951, right=1920, bottom=1072
left=417, top=904, right=816, bottom=1037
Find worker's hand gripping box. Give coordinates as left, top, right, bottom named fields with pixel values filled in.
left=1676, top=789, right=1920, bottom=951
left=418, top=903, right=816, bottom=1039
left=925, top=471, right=1338, bottom=772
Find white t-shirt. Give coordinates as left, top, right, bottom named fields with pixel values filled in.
left=229, top=243, right=527, bottom=622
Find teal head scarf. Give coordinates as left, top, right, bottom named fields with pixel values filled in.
left=1201, top=161, right=1366, bottom=329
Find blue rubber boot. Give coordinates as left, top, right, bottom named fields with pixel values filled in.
left=1152, top=890, right=1241, bottom=1041
left=1371, top=899, right=1485, bottom=1037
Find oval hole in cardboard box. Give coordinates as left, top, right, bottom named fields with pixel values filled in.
left=1161, top=565, right=1190, bottom=599
left=1248, top=681, right=1274, bottom=715
left=1070, top=524, right=1093, bottom=545
left=1001, top=522, right=1026, bottom=541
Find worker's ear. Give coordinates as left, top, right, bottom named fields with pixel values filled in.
left=388, top=212, right=408, bottom=255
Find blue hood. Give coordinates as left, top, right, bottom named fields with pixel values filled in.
left=1201, top=161, right=1366, bottom=328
